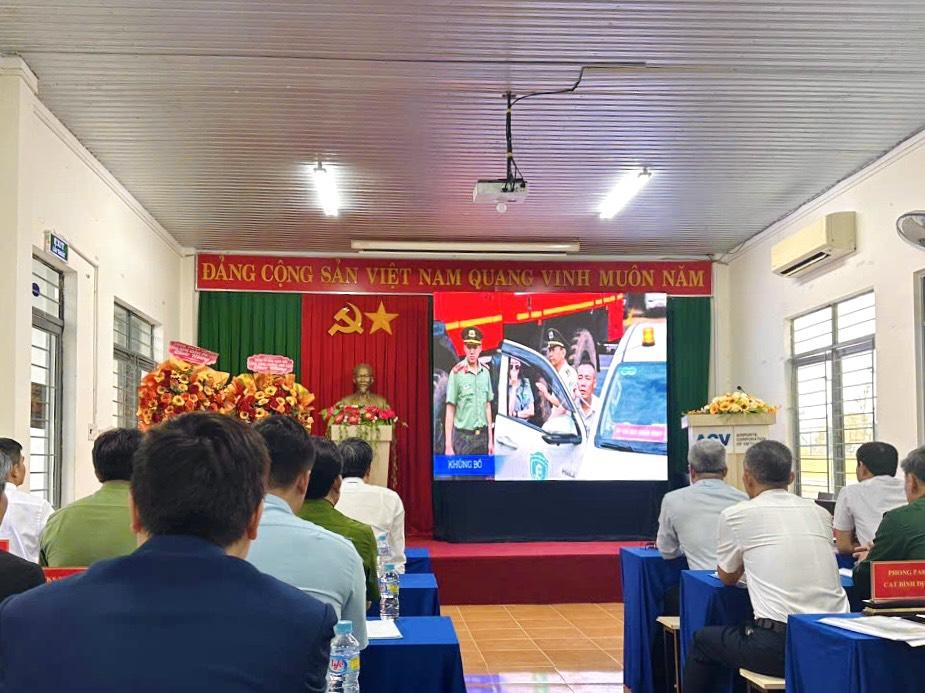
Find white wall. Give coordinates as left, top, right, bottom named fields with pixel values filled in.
left=723, top=131, right=925, bottom=462
left=0, top=58, right=191, bottom=503
left=0, top=64, right=36, bottom=476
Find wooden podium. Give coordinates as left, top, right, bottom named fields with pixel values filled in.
left=328, top=424, right=394, bottom=488
left=681, top=413, right=776, bottom=491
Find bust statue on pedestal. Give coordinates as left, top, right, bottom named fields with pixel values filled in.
left=336, top=363, right=391, bottom=410
left=331, top=363, right=393, bottom=487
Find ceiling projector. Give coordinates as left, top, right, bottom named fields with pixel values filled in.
left=473, top=178, right=529, bottom=213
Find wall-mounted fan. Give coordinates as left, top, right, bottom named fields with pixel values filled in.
left=897, top=211, right=925, bottom=249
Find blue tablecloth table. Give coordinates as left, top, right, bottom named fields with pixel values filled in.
left=405, top=547, right=432, bottom=574
left=836, top=552, right=856, bottom=570
left=620, top=547, right=688, bottom=693
left=367, top=572, right=440, bottom=618
left=786, top=614, right=925, bottom=693
left=680, top=571, right=753, bottom=693
left=680, top=570, right=860, bottom=693
left=360, top=616, right=465, bottom=693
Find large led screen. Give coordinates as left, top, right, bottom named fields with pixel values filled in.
left=432, top=292, right=668, bottom=481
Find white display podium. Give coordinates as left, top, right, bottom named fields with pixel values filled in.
left=681, top=413, right=776, bottom=491
left=328, top=424, right=394, bottom=488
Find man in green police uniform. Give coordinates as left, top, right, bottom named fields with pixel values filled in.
left=299, top=437, right=379, bottom=606
left=444, top=327, right=494, bottom=456
left=853, top=445, right=925, bottom=600
left=40, top=428, right=140, bottom=567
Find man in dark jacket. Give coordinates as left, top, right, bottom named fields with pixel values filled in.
left=0, top=413, right=336, bottom=693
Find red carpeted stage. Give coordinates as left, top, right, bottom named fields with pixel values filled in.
left=410, top=539, right=646, bottom=605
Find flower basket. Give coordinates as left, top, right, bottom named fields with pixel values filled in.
left=136, top=356, right=229, bottom=431
left=687, top=389, right=778, bottom=416
left=221, top=372, right=315, bottom=429
left=320, top=404, right=399, bottom=443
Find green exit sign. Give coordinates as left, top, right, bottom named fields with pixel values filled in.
left=47, top=233, right=68, bottom=263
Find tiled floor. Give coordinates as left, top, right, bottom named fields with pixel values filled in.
left=444, top=602, right=625, bottom=693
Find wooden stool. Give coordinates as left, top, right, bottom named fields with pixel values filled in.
left=656, top=615, right=682, bottom=693
left=739, top=667, right=786, bottom=691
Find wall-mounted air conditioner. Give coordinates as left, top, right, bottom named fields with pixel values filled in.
left=771, top=211, right=856, bottom=278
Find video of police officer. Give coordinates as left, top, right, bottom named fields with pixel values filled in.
left=432, top=292, right=668, bottom=481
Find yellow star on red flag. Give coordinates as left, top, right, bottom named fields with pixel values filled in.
left=365, top=302, right=398, bottom=335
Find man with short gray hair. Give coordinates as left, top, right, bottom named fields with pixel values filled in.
left=656, top=439, right=748, bottom=572
left=853, top=445, right=925, bottom=599
left=683, top=440, right=848, bottom=691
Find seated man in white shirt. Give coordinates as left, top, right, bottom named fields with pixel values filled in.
left=656, top=439, right=747, bottom=613
left=0, top=438, right=54, bottom=562
left=336, top=438, right=406, bottom=572
left=247, top=416, right=368, bottom=648
left=833, top=441, right=906, bottom=554
left=683, top=440, right=849, bottom=692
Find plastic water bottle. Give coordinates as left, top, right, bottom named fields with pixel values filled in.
left=326, top=620, right=360, bottom=693
left=375, top=532, right=391, bottom=577
left=379, top=562, right=400, bottom=620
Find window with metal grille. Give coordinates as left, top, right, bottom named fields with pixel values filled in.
left=792, top=292, right=876, bottom=499
left=113, top=304, right=156, bottom=429
left=31, top=258, right=64, bottom=506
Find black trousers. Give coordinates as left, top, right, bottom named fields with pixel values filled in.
left=452, top=427, right=488, bottom=455
left=682, top=622, right=786, bottom=693
left=662, top=584, right=680, bottom=617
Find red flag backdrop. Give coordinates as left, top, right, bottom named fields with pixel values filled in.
left=300, top=293, right=433, bottom=535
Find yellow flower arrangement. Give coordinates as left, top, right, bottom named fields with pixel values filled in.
left=689, top=389, right=778, bottom=416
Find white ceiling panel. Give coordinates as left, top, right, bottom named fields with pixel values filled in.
left=2, top=1, right=925, bottom=255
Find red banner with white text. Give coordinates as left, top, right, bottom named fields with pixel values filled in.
left=197, top=254, right=711, bottom=295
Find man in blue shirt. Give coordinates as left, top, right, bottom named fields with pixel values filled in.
left=249, top=415, right=368, bottom=647
left=0, top=412, right=337, bottom=693
left=654, top=434, right=748, bottom=678
left=657, top=439, right=749, bottom=572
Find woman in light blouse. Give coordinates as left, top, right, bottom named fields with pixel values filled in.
left=508, top=358, right=535, bottom=420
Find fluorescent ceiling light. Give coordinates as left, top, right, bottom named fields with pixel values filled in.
left=311, top=162, right=339, bottom=217
left=350, top=240, right=580, bottom=254
left=598, top=168, right=653, bottom=220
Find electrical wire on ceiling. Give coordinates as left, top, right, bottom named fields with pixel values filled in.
left=500, top=62, right=651, bottom=192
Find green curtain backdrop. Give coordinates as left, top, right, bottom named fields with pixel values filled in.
left=197, top=292, right=302, bottom=376
left=667, top=296, right=712, bottom=477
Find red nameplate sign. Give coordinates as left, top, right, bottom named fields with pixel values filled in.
left=246, top=354, right=294, bottom=374
left=42, top=567, right=87, bottom=582
left=0, top=539, right=9, bottom=552
left=871, top=560, right=925, bottom=602
left=168, top=341, right=219, bottom=366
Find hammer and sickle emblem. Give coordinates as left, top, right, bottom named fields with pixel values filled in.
left=328, top=303, right=364, bottom=336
